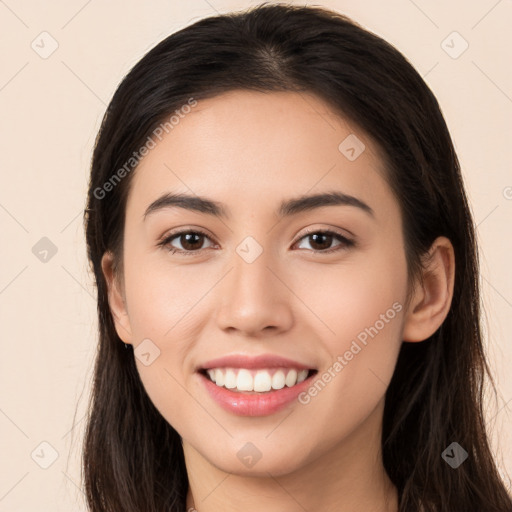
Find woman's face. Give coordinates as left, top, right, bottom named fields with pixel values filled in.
left=108, top=90, right=410, bottom=476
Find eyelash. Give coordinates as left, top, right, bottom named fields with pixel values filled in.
left=157, top=227, right=355, bottom=256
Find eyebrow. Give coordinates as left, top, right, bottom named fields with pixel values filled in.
left=143, top=190, right=374, bottom=221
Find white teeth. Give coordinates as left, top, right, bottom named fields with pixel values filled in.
left=204, top=367, right=311, bottom=393
left=271, top=370, right=286, bottom=390
left=236, top=369, right=253, bottom=391
left=285, top=369, right=297, bottom=387
left=214, top=368, right=225, bottom=387
left=297, top=369, right=308, bottom=383
left=254, top=371, right=272, bottom=392
left=224, top=368, right=237, bottom=389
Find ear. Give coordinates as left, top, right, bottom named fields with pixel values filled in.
left=101, top=251, right=133, bottom=345
left=402, top=236, right=455, bottom=342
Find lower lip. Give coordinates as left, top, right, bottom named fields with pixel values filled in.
left=199, top=371, right=315, bottom=416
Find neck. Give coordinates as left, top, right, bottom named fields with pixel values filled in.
left=184, top=399, right=398, bottom=512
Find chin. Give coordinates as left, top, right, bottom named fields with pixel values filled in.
left=200, top=441, right=311, bottom=478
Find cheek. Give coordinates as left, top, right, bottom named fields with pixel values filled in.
left=135, top=355, right=199, bottom=430
left=293, top=251, right=406, bottom=349
left=292, top=251, right=406, bottom=406
left=123, top=251, right=207, bottom=339
left=121, top=254, right=215, bottom=429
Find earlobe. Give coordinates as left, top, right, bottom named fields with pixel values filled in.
left=402, top=236, right=455, bottom=342
left=101, top=251, right=133, bottom=345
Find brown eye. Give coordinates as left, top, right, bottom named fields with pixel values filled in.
left=158, top=230, right=215, bottom=255
left=295, top=230, right=354, bottom=253
left=175, top=232, right=206, bottom=251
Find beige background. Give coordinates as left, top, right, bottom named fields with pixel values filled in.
left=0, top=0, right=510, bottom=509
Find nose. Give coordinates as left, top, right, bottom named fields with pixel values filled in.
left=215, top=244, right=294, bottom=337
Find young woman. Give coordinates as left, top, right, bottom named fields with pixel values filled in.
left=82, top=3, right=512, bottom=511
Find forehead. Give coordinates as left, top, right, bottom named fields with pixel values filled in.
left=127, top=90, right=394, bottom=220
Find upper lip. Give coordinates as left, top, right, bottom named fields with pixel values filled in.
left=198, top=353, right=315, bottom=371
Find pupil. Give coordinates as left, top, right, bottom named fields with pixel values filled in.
left=311, top=233, right=331, bottom=250
left=183, top=233, right=202, bottom=250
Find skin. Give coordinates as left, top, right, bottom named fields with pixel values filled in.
left=102, top=90, right=455, bottom=512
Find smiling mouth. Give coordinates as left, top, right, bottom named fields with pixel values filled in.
left=199, top=367, right=318, bottom=394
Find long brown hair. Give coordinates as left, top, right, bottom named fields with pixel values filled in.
left=82, top=3, right=512, bottom=510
